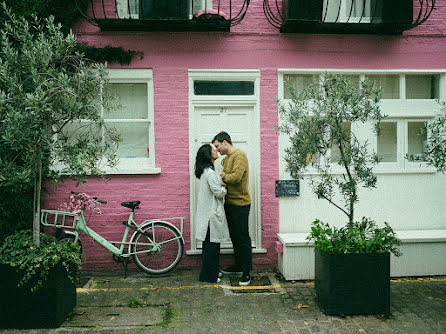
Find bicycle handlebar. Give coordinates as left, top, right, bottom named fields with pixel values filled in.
left=68, top=191, right=107, bottom=204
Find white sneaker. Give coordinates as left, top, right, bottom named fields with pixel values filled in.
left=239, top=274, right=251, bottom=286
left=217, top=278, right=221, bottom=283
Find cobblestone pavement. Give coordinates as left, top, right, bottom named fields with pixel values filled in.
left=1, top=269, right=446, bottom=333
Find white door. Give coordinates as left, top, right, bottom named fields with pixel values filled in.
left=190, top=104, right=259, bottom=250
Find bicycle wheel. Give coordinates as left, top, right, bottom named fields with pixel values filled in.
left=131, top=222, right=184, bottom=274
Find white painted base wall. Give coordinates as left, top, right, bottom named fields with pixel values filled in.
left=277, top=230, right=446, bottom=281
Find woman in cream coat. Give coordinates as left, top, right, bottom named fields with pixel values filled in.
left=194, top=144, right=230, bottom=283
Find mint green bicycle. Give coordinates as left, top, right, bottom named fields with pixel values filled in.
left=41, top=192, right=185, bottom=275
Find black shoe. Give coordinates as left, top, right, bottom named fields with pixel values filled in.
left=239, top=273, right=251, bottom=286
left=220, top=265, right=243, bottom=275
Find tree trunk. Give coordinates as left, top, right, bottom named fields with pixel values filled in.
left=32, top=158, right=42, bottom=246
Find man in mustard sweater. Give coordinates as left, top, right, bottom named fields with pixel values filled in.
left=212, top=131, right=252, bottom=286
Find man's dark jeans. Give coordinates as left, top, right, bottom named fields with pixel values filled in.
left=224, top=203, right=252, bottom=274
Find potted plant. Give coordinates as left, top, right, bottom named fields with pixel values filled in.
left=278, top=73, right=402, bottom=316
left=0, top=230, right=82, bottom=328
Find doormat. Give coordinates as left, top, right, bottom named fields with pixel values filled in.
left=228, top=274, right=277, bottom=294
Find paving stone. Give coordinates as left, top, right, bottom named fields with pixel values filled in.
left=1, top=270, right=446, bottom=333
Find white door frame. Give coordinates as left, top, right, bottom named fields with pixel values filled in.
left=187, top=69, right=264, bottom=254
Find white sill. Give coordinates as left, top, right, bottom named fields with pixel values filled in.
left=104, top=167, right=161, bottom=175
left=53, top=158, right=162, bottom=176
left=103, top=158, right=161, bottom=175
left=301, top=164, right=437, bottom=176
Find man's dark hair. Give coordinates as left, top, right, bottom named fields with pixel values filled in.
left=212, top=131, right=232, bottom=145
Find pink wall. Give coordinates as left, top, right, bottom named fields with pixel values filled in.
left=44, top=0, right=446, bottom=273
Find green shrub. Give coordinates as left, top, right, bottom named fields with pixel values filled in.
left=0, top=230, right=82, bottom=291
left=308, top=218, right=401, bottom=256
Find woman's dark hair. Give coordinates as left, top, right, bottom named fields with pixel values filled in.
left=195, top=144, right=214, bottom=179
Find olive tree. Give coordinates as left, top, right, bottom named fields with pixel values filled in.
left=0, top=4, right=120, bottom=245
left=420, top=113, right=446, bottom=172
left=278, top=74, right=384, bottom=225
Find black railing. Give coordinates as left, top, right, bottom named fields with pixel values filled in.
left=75, top=0, right=250, bottom=31
left=263, top=0, right=435, bottom=34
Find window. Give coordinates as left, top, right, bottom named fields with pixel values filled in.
left=116, top=0, right=212, bottom=20
left=365, top=75, right=399, bottom=99
left=106, top=83, right=150, bottom=159
left=279, top=70, right=445, bottom=174
left=63, top=70, right=157, bottom=174
left=376, top=119, right=429, bottom=170
left=406, top=75, right=440, bottom=99
left=377, top=122, right=397, bottom=162
left=116, top=0, right=139, bottom=19
left=323, top=0, right=371, bottom=23
left=194, top=81, right=254, bottom=95
left=103, top=69, right=157, bottom=174
left=407, top=121, right=427, bottom=160
left=283, top=74, right=318, bottom=99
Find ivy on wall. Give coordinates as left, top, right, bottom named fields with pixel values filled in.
left=1, top=0, right=143, bottom=65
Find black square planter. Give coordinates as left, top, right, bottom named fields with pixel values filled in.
left=314, top=250, right=390, bottom=316
left=0, top=264, right=77, bottom=328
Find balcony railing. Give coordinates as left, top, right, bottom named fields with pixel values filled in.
left=75, top=0, right=250, bottom=32
left=263, top=0, right=435, bottom=34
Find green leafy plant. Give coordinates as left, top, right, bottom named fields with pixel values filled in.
left=407, top=111, right=446, bottom=173
left=278, top=73, right=383, bottom=225
left=278, top=73, right=401, bottom=255
left=0, top=230, right=82, bottom=292
left=0, top=4, right=122, bottom=245
left=308, top=218, right=401, bottom=256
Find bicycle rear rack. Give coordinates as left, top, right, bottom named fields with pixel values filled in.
left=41, top=209, right=79, bottom=229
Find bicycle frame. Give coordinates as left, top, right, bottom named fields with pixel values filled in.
left=41, top=209, right=184, bottom=258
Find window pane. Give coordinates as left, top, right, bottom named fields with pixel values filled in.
left=193, top=0, right=213, bottom=13
left=377, top=122, right=397, bottom=162
left=106, top=83, right=148, bottom=119
left=352, top=0, right=370, bottom=18
left=406, top=75, right=440, bottom=99
left=194, top=81, right=254, bottom=95
left=342, top=75, right=361, bottom=88
left=284, top=74, right=318, bottom=99
left=366, top=75, right=400, bottom=99
left=62, top=121, right=101, bottom=144
left=108, top=122, right=150, bottom=158
left=331, top=122, right=351, bottom=163
left=408, top=122, right=427, bottom=160
left=116, top=0, right=139, bottom=18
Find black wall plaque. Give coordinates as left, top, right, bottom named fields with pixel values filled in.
left=275, top=180, right=300, bottom=197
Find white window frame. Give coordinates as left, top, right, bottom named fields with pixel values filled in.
left=278, top=69, right=446, bottom=175
left=104, top=69, right=160, bottom=175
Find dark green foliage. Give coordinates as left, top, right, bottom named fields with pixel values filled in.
left=308, top=218, right=401, bottom=256
left=0, top=1, right=142, bottom=65
left=0, top=230, right=82, bottom=291
left=0, top=5, right=121, bottom=243
left=0, top=0, right=84, bottom=34
left=76, top=44, right=144, bottom=66
left=0, top=187, right=34, bottom=243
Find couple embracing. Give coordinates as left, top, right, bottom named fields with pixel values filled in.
left=194, top=131, right=252, bottom=286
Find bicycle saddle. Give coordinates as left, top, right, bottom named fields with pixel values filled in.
left=121, top=201, right=141, bottom=210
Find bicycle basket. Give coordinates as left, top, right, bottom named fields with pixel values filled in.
left=41, top=209, right=79, bottom=229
